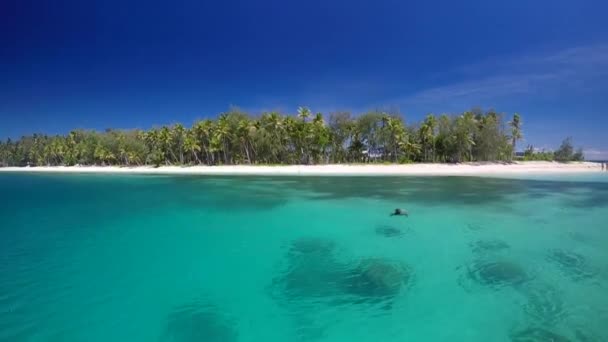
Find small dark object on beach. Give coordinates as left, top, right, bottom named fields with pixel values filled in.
left=390, top=208, right=409, bottom=217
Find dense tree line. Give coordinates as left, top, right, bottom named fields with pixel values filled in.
left=522, top=138, right=584, bottom=162
left=0, top=108, right=582, bottom=167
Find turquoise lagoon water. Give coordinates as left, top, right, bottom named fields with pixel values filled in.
left=1, top=173, right=608, bottom=341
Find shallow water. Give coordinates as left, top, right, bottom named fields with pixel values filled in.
left=1, top=173, right=607, bottom=341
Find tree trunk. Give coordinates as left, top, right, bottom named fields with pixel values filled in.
left=511, top=138, right=516, bottom=161
left=250, top=142, right=257, bottom=164
left=300, top=147, right=306, bottom=164
left=393, top=143, right=397, bottom=162
left=169, top=149, right=178, bottom=164
left=192, top=151, right=200, bottom=164
left=204, top=147, right=210, bottom=165
left=244, top=143, right=251, bottom=164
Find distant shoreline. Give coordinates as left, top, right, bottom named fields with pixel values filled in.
left=0, top=161, right=602, bottom=177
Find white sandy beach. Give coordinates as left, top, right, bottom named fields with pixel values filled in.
left=0, top=161, right=603, bottom=176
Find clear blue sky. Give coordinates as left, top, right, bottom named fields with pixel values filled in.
left=1, top=0, right=607, bottom=157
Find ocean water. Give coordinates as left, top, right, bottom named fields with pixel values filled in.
left=1, top=173, right=608, bottom=342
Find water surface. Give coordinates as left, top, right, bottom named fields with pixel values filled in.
left=1, top=173, right=607, bottom=341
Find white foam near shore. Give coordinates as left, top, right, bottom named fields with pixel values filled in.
left=0, top=161, right=602, bottom=177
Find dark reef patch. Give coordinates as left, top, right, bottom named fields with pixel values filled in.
left=509, top=327, right=572, bottom=342
left=341, top=258, right=412, bottom=301
left=273, top=238, right=345, bottom=301
left=273, top=239, right=413, bottom=310
left=162, top=302, right=237, bottom=342
left=523, top=285, right=567, bottom=326
left=462, top=259, right=529, bottom=290
left=547, top=249, right=596, bottom=281
left=288, top=238, right=336, bottom=257
left=375, top=225, right=405, bottom=238
left=467, top=223, right=485, bottom=231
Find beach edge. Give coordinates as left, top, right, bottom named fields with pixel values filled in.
left=0, top=161, right=602, bottom=176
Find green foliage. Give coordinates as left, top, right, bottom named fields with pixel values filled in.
left=522, top=138, right=585, bottom=162
left=523, top=145, right=554, bottom=161
left=0, top=108, right=549, bottom=167
left=572, top=148, right=585, bottom=162
left=509, top=113, right=523, bottom=160
left=554, top=137, right=585, bottom=162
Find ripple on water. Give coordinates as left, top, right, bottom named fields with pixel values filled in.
left=469, top=239, right=510, bottom=255
left=161, top=302, right=237, bottom=342
left=288, top=237, right=336, bottom=257
left=461, top=259, right=529, bottom=291
left=546, top=249, right=596, bottom=281
left=574, top=329, right=602, bottom=342
left=375, top=225, right=406, bottom=238
left=567, top=231, right=589, bottom=244
left=509, top=327, right=572, bottom=342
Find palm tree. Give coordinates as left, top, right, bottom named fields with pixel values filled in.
left=53, top=136, right=66, bottom=165
left=261, top=112, right=286, bottom=163
left=94, top=144, right=116, bottom=165
left=142, top=129, right=162, bottom=165
left=183, top=129, right=201, bottom=164
left=509, top=113, right=522, bottom=160
left=235, top=118, right=255, bottom=164
left=454, top=112, right=477, bottom=162
left=116, top=133, right=129, bottom=165
left=297, top=106, right=311, bottom=123
left=348, top=122, right=365, bottom=162
left=213, top=114, right=232, bottom=164
left=283, top=116, right=300, bottom=163
left=0, top=141, right=8, bottom=167
left=422, top=114, right=437, bottom=162
left=0, top=108, right=531, bottom=166
left=192, top=120, right=214, bottom=165
left=172, top=124, right=186, bottom=164
left=291, top=110, right=314, bottom=164
left=159, top=126, right=176, bottom=164
left=380, top=115, right=408, bottom=162
left=310, top=113, right=330, bottom=163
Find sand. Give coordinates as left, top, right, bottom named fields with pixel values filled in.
left=0, top=161, right=602, bottom=177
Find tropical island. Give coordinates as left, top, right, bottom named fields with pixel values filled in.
left=0, top=108, right=598, bottom=176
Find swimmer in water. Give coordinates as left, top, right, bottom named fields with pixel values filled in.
left=390, top=208, right=409, bottom=217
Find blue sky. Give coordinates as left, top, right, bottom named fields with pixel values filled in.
left=1, top=0, right=607, bottom=157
